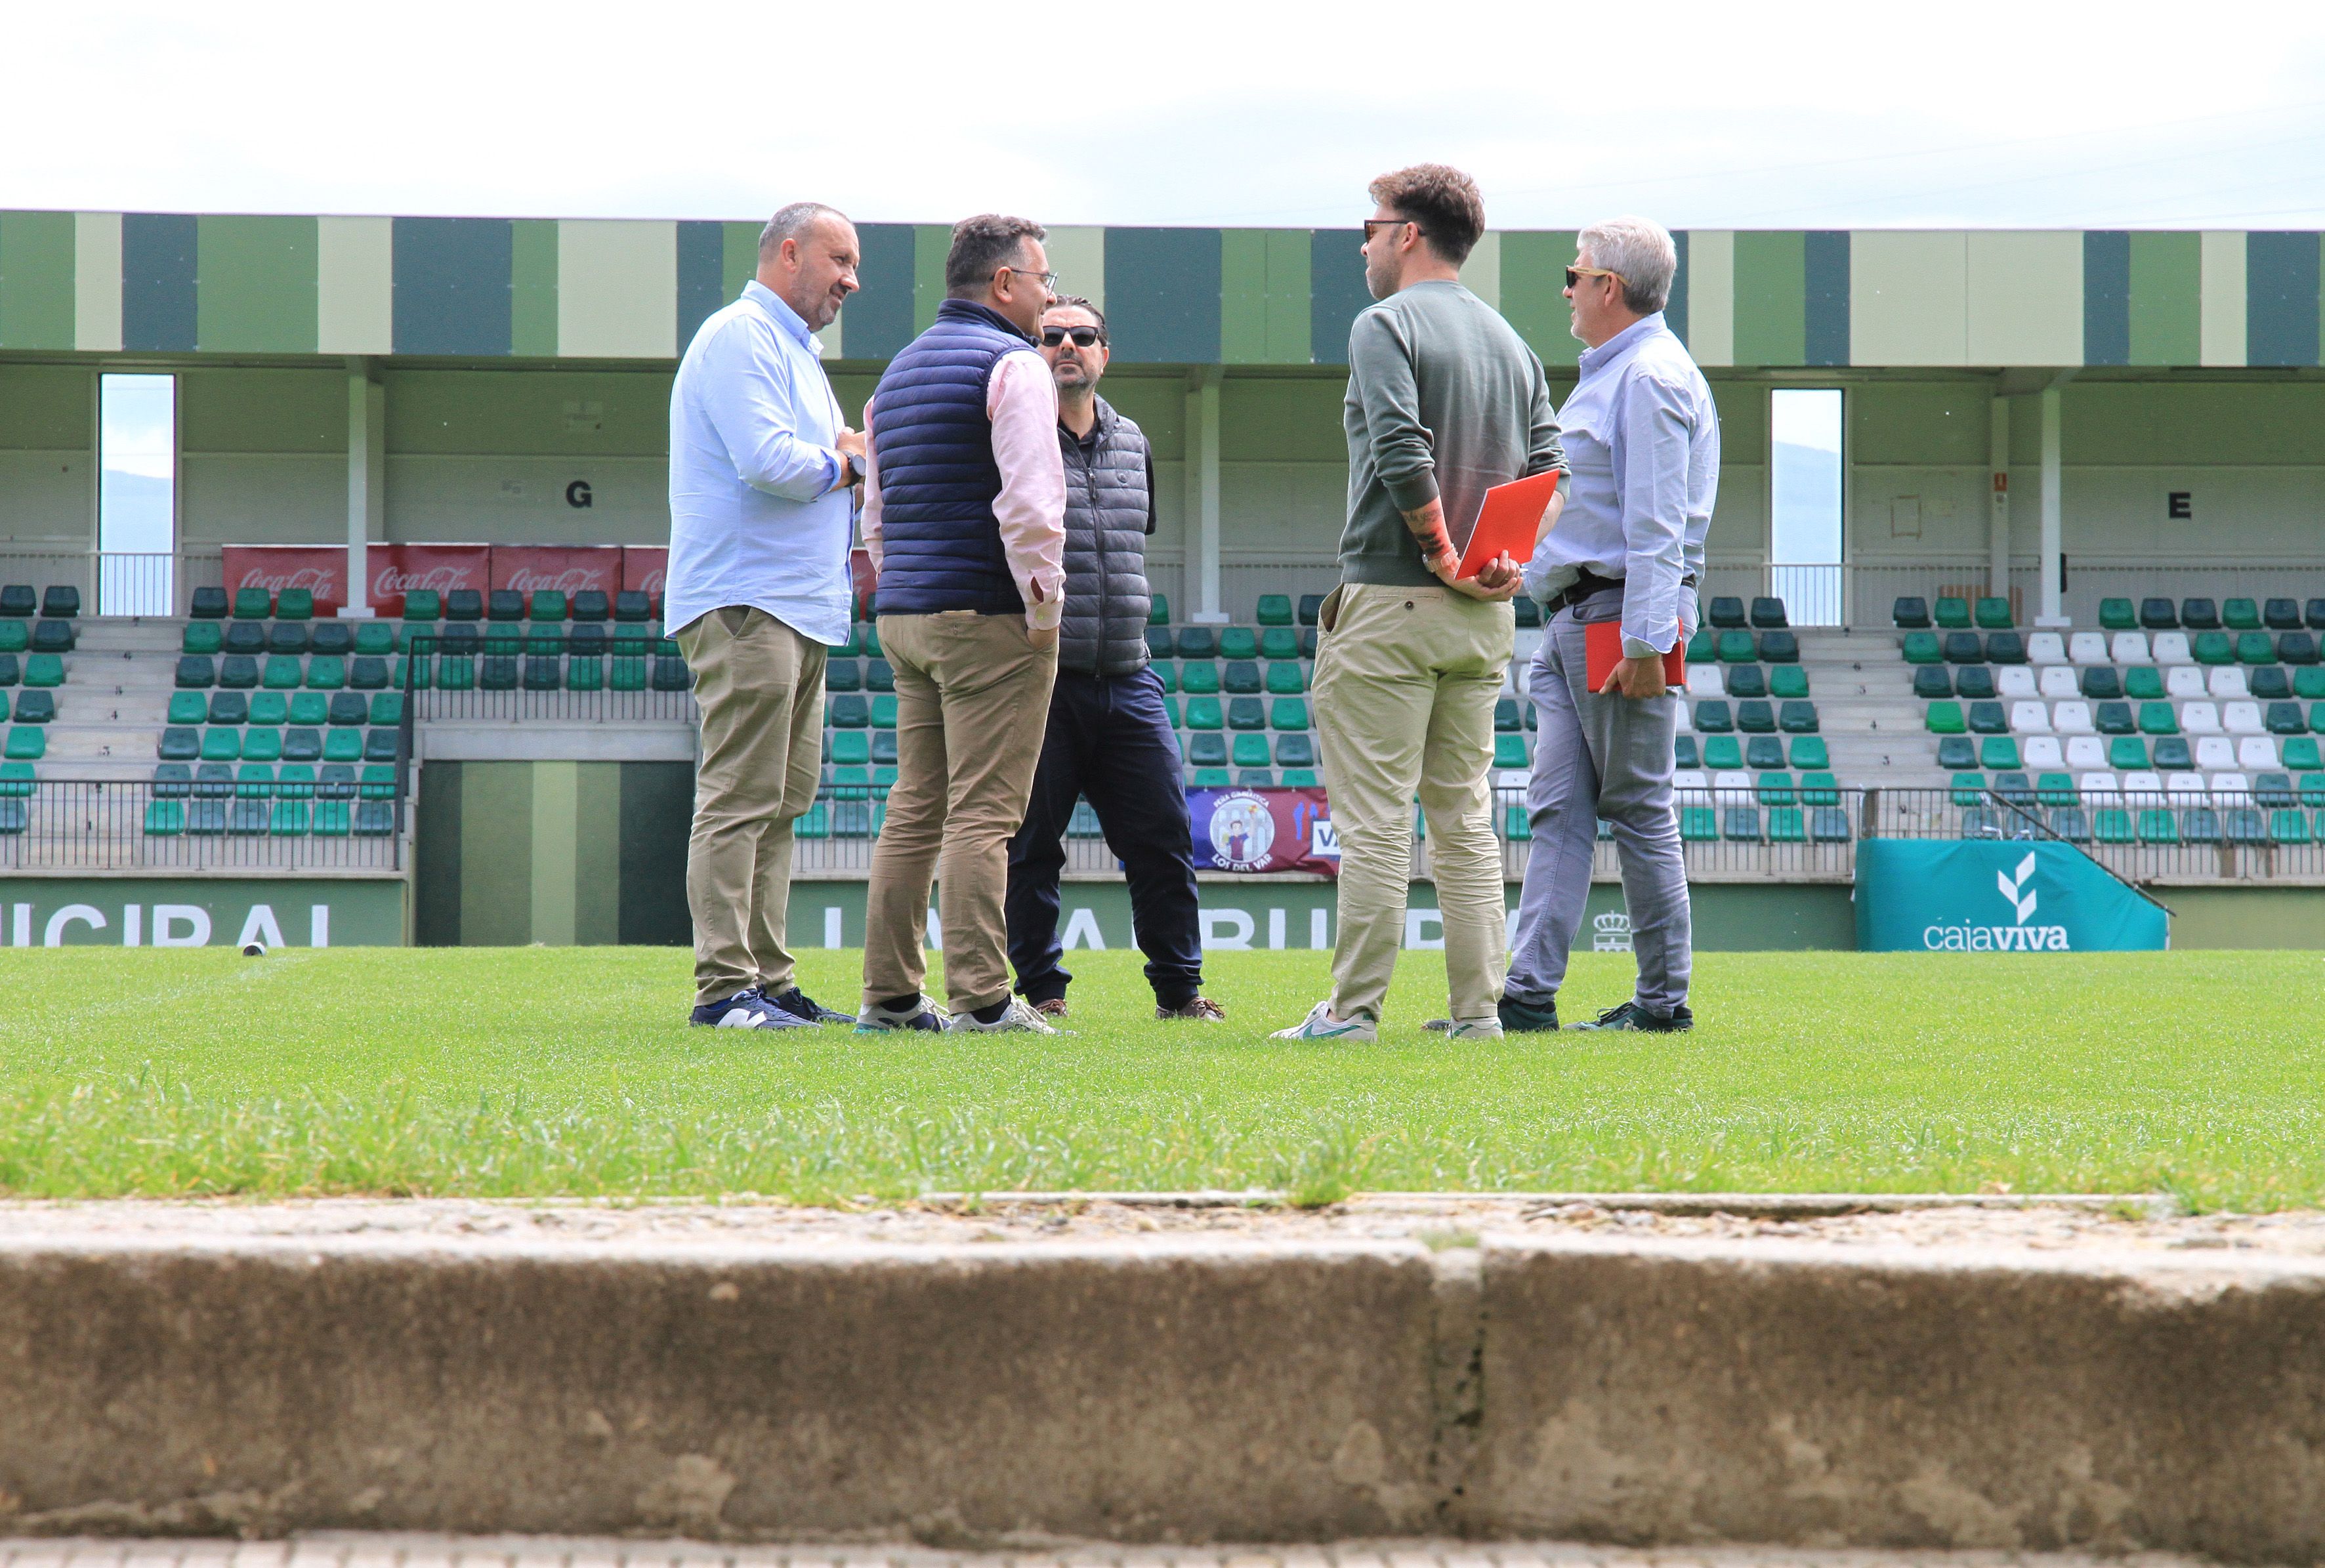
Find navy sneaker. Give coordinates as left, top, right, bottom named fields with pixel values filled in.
left=766, top=985, right=854, bottom=1025
left=689, top=987, right=812, bottom=1029
left=1570, top=1001, right=1693, bottom=1033
left=1498, top=994, right=1560, bottom=1033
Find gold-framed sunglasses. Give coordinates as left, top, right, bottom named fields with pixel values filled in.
left=1565, top=265, right=1627, bottom=289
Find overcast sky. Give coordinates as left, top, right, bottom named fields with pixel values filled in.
left=15, top=1, right=2325, bottom=231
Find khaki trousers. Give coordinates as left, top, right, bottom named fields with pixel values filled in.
left=1311, top=583, right=1514, bottom=1024
left=863, top=610, right=1058, bottom=1016
left=675, top=606, right=826, bottom=1007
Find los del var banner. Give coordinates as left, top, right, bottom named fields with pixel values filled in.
left=1188, top=787, right=1339, bottom=876
left=1855, top=840, right=2169, bottom=952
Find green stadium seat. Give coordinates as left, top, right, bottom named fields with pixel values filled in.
left=167, top=691, right=207, bottom=726
left=1902, top=631, right=1941, bottom=664
left=2286, top=737, right=2323, bottom=771
left=282, top=728, right=322, bottom=762
left=2141, top=598, right=2179, bottom=630
left=8, top=690, right=49, bottom=724
left=1146, top=627, right=1174, bottom=660
left=1912, top=667, right=1952, bottom=700
left=2138, top=809, right=2179, bottom=845
left=1281, top=768, right=1318, bottom=787
left=1778, top=700, right=1818, bottom=733
left=1224, top=661, right=1262, bottom=694
left=304, top=655, right=345, bottom=690
left=322, top=730, right=362, bottom=762
left=1255, top=594, right=1293, bottom=626
left=1934, top=596, right=1971, bottom=629
left=1708, top=596, right=1748, bottom=629
left=2238, top=632, right=2276, bottom=665
left=0, top=760, right=35, bottom=798
left=2036, top=772, right=2078, bottom=806
left=1942, top=632, right=1983, bottom=664
left=1186, top=734, right=1228, bottom=768
left=869, top=694, right=896, bottom=728
left=1769, top=666, right=1809, bottom=699
left=1745, top=736, right=1786, bottom=770
left=188, top=587, right=228, bottom=619
left=1937, top=736, right=1976, bottom=770
left=2273, top=809, right=2314, bottom=844
left=324, top=692, right=366, bottom=726
left=1232, top=734, right=1271, bottom=768
left=201, top=728, right=241, bottom=762
left=1736, top=699, right=1775, bottom=733
left=1180, top=661, right=1219, bottom=693
left=353, top=622, right=395, bottom=657
left=2138, top=701, right=2179, bottom=735
left=2093, top=808, right=2135, bottom=844
left=1259, top=628, right=1300, bottom=661
left=402, top=589, right=441, bottom=622
left=2153, top=737, right=2192, bottom=771
left=1680, top=806, right=1718, bottom=841
left=349, top=655, right=390, bottom=690
left=172, top=655, right=212, bottom=690
left=1925, top=701, right=1965, bottom=734
left=2092, top=701, right=2132, bottom=735
left=1227, top=696, right=1266, bottom=731
left=1271, top=697, right=1310, bottom=730
left=478, top=657, right=518, bottom=691
left=1184, top=697, right=1223, bottom=730
left=1795, top=770, right=1836, bottom=806
left=1160, top=695, right=1181, bottom=727
left=182, top=623, right=222, bottom=655
left=1967, top=701, right=2006, bottom=734
left=2108, top=736, right=2148, bottom=770
left=1716, top=630, right=1756, bottom=663
left=2288, top=638, right=2323, bottom=671
left=1692, top=699, right=1732, bottom=733
left=522, top=655, right=560, bottom=691
left=233, top=588, right=272, bottom=619
left=1950, top=773, right=1987, bottom=806
left=1974, top=597, right=2013, bottom=629
left=1756, top=771, right=1796, bottom=806
left=24, top=654, right=61, bottom=688
left=529, top=590, right=567, bottom=623
left=157, top=727, right=198, bottom=762
left=235, top=763, right=275, bottom=800
left=1726, top=665, right=1767, bottom=699
left=0, top=624, right=22, bottom=655
left=356, top=762, right=398, bottom=799
left=607, top=656, right=642, bottom=691
left=2123, top=666, right=2165, bottom=700
left=1150, top=595, right=1172, bottom=626
left=1274, top=733, right=1315, bottom=768
left=2099, top=598, right=2135, bottom=630
left=827, top=694, right=869, bottom=728
left=284, top=691, right=326, bottom=726
left=247, top=691, right=288, bottom=726
left=2223, top=598, right=2261, bottom=631
left=1702, top=735, right=1743, bottom=770
left=1723, top=806, right=1762, bottom=842
left=1766, top=807, right=1806, bottom=842
left=1955, top=667, right=1996, bottom=700
left=1494, top=697, right=1522, bottom=732
left=1189, top=767, right=1230, bottom=787
left=144, top=800, right=184, bottom=836
left=1788, top=737, right=1828, bottom=769
left=1265, top=661, right=1305, bottom=693
left=1495, top=734, right=1530, bottom=769
left=565, top=656, right=602, bottom=691
left=1980, top=737, right=2021, bottom=770
left=2268, top=701, right=2305, bottom=735
left=241, top=728, right=282, bottom=762
left=1219, top=628, right=1258, bottom=659
left=1177, top=627, right=1218, bottom=659
left=266, top=800, right=308, bottom=835
left=2192, top=631, right=2233, bottom=666
left=273, top=588, right=312, bottom=621
left=3, top=727, right=43, bottom=762
left=2223, top=807, right=2267, bottom=846
left=259, top=655, right=301, bottom=691
left=369, top=693, right=404, bottom=726
left=1685, top=629, right=1715, bottom=663
left=1673, top=737, right=1698, bottom=770
left=1893, top=596, right=1930, bottom=628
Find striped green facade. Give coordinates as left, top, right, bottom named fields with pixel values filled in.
left=8, top=212, right=2325, bottom=368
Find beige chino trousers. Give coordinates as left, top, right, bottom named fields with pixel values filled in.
left=1311, top=583, right=1514, bottom=1024
left=862, top=609, right=1058, bottom=1016
left=675, top=606, right=827, bottom=1008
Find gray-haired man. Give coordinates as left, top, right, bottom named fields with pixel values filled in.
left=1505, top=215, right=1719, bottom=1033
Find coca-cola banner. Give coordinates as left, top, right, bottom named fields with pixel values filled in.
left=619, top=546, right=666, bottom=608
left=492, top=546, right=624, bottom=604
left=221, top=547, right=348, bottom=616
left=369, top=544, right=490, bottom=618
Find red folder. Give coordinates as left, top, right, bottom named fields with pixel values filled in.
left=1583, top=619, right=1686, bottom=691
left=1454, top=470, right=1561, bottom=580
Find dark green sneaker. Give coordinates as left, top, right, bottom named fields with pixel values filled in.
left=1497, top=994, right=1560, bottom=1033
left=1570, top=1001, right=1693, bottom=1033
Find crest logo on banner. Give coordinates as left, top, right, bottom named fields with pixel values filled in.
left=1187, top=787, right=1338, bottom=876
left=1208, top=793, right=1277, bottom=872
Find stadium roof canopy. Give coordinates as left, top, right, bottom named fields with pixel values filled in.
left=1, top=212, right=2320, bottom=371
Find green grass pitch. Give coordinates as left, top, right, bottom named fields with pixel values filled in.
left=0, top=946, right=2316, bottom=1210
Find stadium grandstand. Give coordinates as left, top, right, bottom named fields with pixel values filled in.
left=3, top=212, right=2323, bottom=947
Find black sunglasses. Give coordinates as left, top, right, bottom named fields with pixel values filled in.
left=1042, top=325, right=1104, bottom=348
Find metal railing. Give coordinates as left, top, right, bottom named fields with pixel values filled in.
left=1863, top=783, right=2325, bottom=884
left=401, top=634, right=698, bottom=726
left=0, top=777, right=406, bottom=873
left=0, top=547, right=225, bottom=617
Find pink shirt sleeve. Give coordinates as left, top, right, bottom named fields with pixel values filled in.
left=986, top=350, right=1067, bottom=630
left=860, top=392, right=883, bottom=577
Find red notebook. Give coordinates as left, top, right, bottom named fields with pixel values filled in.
left=1454, top=470, right=1561, bottom=579
left=1583, top=619, right=1686, bottom=691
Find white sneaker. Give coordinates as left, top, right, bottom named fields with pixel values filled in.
left=1269, top=1001, right=1378, bottom=1042
left=1444, top=1018, right=1504, bottom=1039
left=854, top=993, right=948, bottom=1033
left=945, top=995, right=1066, bottom=1034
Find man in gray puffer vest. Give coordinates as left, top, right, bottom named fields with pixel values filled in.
left=1005, top=298, right=1221, bottom=1021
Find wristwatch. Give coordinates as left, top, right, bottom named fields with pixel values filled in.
left=836, top=450, right=864, bottom=488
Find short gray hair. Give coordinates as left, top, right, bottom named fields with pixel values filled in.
left=759, top=202, right=848, bottom=260
left=1578, top=216, right=1677, bottom=315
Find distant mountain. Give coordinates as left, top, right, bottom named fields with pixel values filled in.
left=1770, top=440, right=1841, bottom=563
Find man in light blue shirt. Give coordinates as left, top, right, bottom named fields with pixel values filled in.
left=1506, top=215, right=1720, bottom=1033
left=667, top=201, right=868, bottom=1031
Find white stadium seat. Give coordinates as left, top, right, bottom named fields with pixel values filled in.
left=2208, top=667, right=2250, bottom=699
left=2181, top=701, right=2221, bottom=734
left=2111, top=631, right=2151, bottom=664
left=1712, top=770, right=1753, bottom=802
left=2240, top=736, right=2281, bottom=770
left=2065, top=736, right=2107, bottom=770
left=2022, top=735, right=2063, bottom=770
left=1685, top=664, right=1725, bottom=695
left=2027, top=632, right=2067, bottom=665
left=2166, top=772, right=2208, bottom=800
left=2069, top=631, right=2110, bottom=665
left=1672, top=770, right=1709, bottom=797
left=2194, top=737, right=2236, bottom=771
left=2078, top=771, right=2119, bottom=799
left=2010, top=700, right=2051, bottom=733
left=2224, top=701, right=2263, bottom=735
left=2053, top=701, right=2094, bottom=734
left=2038, top=665, right=2079, bottom=698
left=2121, top=770, right=2165, bottom=800
left=2166, top=666, right=2207, bottom=698
left=2210, top=772, right=2251, bottom=800
left=2152, top=631, right=2193, bottom=665
left=1996, top=665, right=2036, bottom=697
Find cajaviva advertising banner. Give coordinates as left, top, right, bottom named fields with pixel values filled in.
left=1856, top=840, right=2168, bottom=952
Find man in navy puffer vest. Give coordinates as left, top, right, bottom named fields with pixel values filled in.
left=858, top=216, right=1069, bottom=1034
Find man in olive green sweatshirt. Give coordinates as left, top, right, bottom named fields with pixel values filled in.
left=1274, top=163, right=1568, bottom=1043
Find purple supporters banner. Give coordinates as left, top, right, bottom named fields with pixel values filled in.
left=1187, top=787, right=1339, bottom=876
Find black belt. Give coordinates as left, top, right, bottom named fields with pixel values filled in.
left=1541, top=570, right=1696, bottom=619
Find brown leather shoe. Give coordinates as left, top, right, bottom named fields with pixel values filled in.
left=1032, top=997, right=1070, bottom=1020
left=1156, top=996, right=1227, bottom=1021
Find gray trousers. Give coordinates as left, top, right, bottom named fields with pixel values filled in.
left=1505, top=596, right=1692, bottom=1014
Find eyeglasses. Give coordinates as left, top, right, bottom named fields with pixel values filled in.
left=1001, top=265, right=1058, bottom=291
left=1041, top=325, right=1104, bottom=348
left=1363, top=218, right=1417, bottom=242
left=1566, top=265, right=1627, bottom=289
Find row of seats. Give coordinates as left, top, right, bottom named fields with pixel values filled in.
left=1954, top=734, right=2296, bottom=773
left=1927, top=699, right=2325, bottom=737
left=158, top=727, right=400, bottom=764
left=2016, top=805, right=2315, bottom=847
left=1673, top=735, right=1832, bottom=772
left=1687, top=700, right=1822, bottom=734
left=0, top=620, right=73, bottom=654
left=0, top=692, right=56, bottom=724
left=177, top=655, right=400, bottom=691
left=1893, top=595, right=2325, bottom=633
left=1150, top=626, right=1316, bottom=661
left=1679, top=806, right=1853, bottom=843
left=144, top=799, right=396, bottom=837
left=178, top=653, right=694, bottom=695
left=169, top=691, right=402, bottom=728
left=0, top=654, right=62, bottom=688
left=1703, top=596, right=1792, bottom=629
left=1949, top=770, right=2318, bottom=805
left=1158, top=661, right=1310, bottom=695
left=1687, top=629, right=1802, bottom=664
left=1682, top=664, right=1811, bottom=698
left=1908, top=629, right=2315, bottom=667
left=154, top=762, right=400, bottom=799
left=1914, top=664, right=2322, bottom=700
left=0, top=587, right=77, bottom=619
left=385, top=625, right=675, bottom=657
left=198, top=587, right=661, bottom=623
left=1676, top=769, right=1844, bottom=804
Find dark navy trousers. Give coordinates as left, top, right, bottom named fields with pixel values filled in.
left=1006, top=667, right=1204, bottom=1008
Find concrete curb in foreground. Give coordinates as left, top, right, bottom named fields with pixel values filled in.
left=0, top=1227, right=2314, bottom=1558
